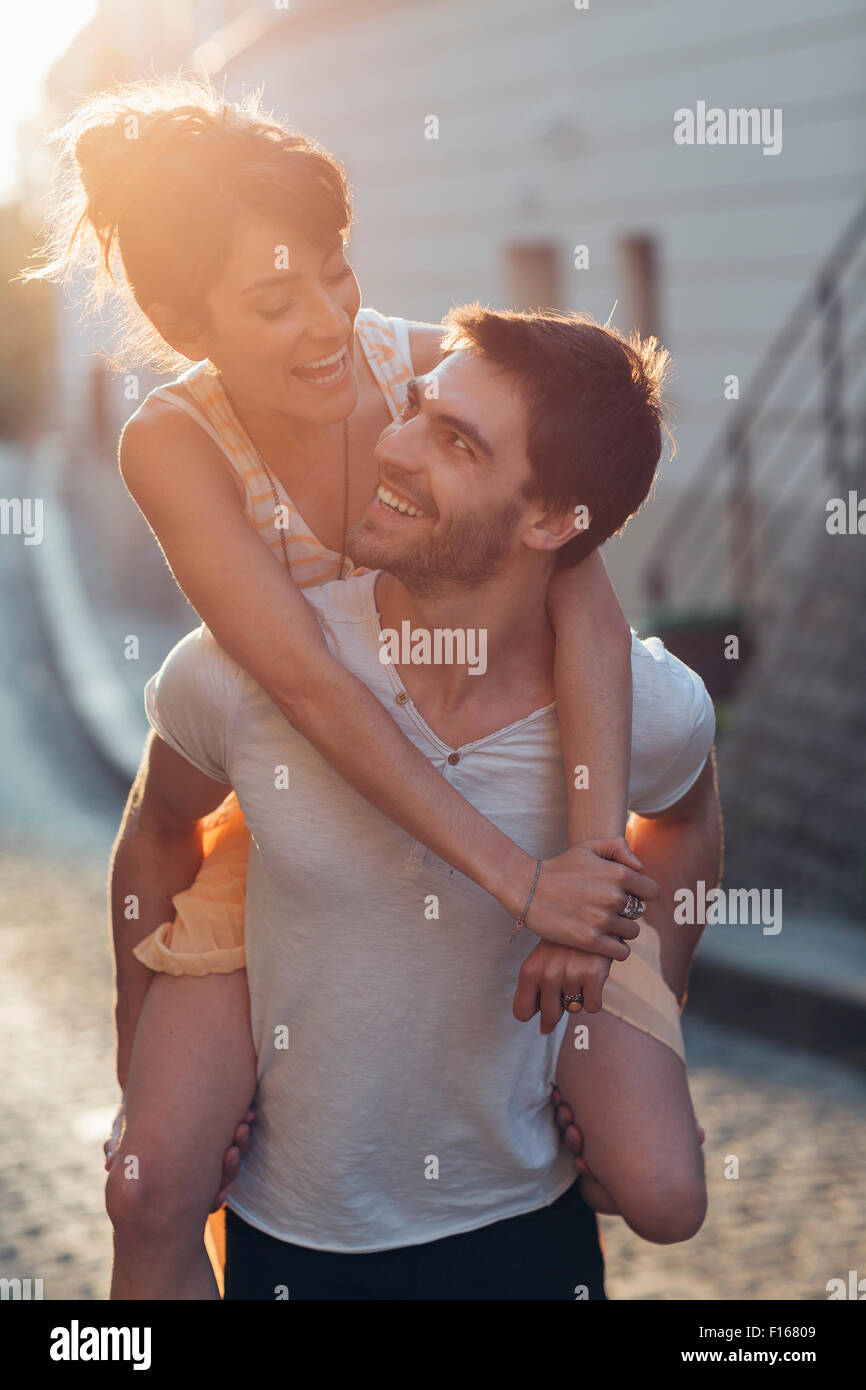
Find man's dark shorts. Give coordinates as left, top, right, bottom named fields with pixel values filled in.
left=225, top=1178, right=606, bottom=1301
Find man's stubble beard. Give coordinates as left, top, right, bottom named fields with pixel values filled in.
left=346, top=499, right=523, bottom=599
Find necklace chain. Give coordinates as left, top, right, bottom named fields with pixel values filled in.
left=251, top=419, right=350, bottom=579
left=222, top=376, right=351, bottom=580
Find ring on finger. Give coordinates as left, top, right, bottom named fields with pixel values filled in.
left=561, top=990, right=584, bottom=1014
left=618, top=893, right=644, bottom=920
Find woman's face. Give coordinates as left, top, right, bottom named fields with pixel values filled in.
left=199, top=215, right=362, bottom=423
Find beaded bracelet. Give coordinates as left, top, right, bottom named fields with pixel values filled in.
left=510, top=856, right=543, bottom=942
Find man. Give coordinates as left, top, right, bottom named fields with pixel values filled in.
left=127, top=307, right=719, bottom=1298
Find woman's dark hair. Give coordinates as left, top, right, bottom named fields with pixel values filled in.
left=21, top=72, right=353, bottom=373
left=441, top=304, right=673, bottom=566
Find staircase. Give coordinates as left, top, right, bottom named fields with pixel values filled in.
left=642, top=199, right=866, bottom=921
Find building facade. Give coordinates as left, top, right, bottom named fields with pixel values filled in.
left=33, top=0, right=866, bottom=615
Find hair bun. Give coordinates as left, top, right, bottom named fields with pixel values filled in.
left=73, top=109, right=143, bottom=234
left=23, top=74, right=352, bottom=377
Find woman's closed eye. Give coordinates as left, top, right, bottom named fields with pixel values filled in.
left=256, top=269, right=350, bottom=321
left=257, top=301, right=296, bottom=321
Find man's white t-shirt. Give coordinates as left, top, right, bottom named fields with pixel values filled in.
left=144, top=570, right=715, bottom=1253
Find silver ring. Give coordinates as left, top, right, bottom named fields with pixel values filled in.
left=561, top=990, right=584, bottom=1014
left=618, top=893, right=644, bottom=920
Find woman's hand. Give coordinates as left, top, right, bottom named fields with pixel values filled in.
left=513, top=940, right=613, bottom=1032
left=511, top=837, right=662, bottom=1035
left=522, top=837, right=659, bottom=955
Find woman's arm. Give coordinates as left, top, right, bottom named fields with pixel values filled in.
left=118, top=404, right=650, bottom=949
left=548, top=551, right=633, bottom=846
left=505, top=553, right=641, bottom=1022
left=120, top=406, right=531, bottom=899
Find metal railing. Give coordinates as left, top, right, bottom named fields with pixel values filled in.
left=646, top=197, right=866, bottom=620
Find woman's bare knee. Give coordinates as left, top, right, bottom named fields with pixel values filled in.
left=110, top=969, right=256, bottom=1246
left=105, top=1150, right=204, bottom=1246
left=621, top=1169, right=708, bottom=1244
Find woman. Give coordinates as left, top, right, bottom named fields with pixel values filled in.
left=26, top=73, right=700, bottom=1299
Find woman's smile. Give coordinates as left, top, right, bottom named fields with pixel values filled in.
left=290, top=344, right=351, bottom=388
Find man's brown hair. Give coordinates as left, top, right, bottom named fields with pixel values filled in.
left=440, top=304, right=672, bottom=566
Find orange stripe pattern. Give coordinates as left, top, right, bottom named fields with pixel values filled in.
left=148, top=306, right=415, bottom=587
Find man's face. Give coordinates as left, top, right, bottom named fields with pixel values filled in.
left=347, top=351, right=537, bottom=596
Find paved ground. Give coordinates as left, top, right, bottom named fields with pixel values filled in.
left=0, top=848, right=116, bottom=1301
left=0, top=443, right=126, bottom=1301
left=1, top=443, right=864, bottom=1302
left=1, top=844, right=864, bottom=1302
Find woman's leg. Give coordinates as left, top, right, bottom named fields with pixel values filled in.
left=106, top=970, right=256, bottom=1299
left=555, top=1004, right=706, bottom=1244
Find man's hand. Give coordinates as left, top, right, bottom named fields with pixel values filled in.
left=104, top=1097, right=256, bottom=1210
left=515, top=760, right=721, bottom=1034
left=525, top=838, right=659, bottom=955
left=210, top=1108, right=256, bottom=1211
left=552, top=1085, right=706, bottom=1215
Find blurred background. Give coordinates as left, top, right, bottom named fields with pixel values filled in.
left=1, top=0, right=864, bottom=1300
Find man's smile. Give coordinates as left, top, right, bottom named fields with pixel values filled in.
left=374, top=482, right=431, bottom=519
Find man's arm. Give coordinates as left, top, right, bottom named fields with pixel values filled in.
left=110, top=730, right=230, bottom=1088
left=627, top=750, right=722, bottom=1005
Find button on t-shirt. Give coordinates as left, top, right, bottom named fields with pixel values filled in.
left=143, top=570, right=716, bottom=1253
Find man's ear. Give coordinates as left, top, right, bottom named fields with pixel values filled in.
left=522, top=502, right=592, bottom=556
left=146, top=302, right=210, bottom=363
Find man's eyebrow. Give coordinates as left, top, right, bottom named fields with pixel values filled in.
left=406, top=377, right=495, bottom=458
